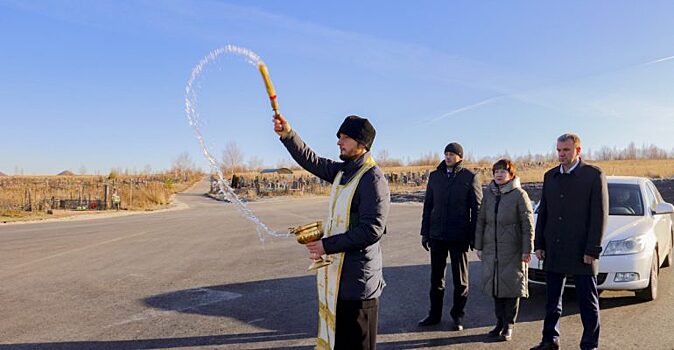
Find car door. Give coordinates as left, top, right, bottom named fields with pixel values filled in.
left=645, top=181, right=670, bottom=265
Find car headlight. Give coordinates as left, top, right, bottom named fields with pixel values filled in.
left=604, top=236, right=646, bottom=255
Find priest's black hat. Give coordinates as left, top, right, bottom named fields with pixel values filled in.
left=336, top=115, right=376, bottom=150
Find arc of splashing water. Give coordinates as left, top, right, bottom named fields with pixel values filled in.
left=184, top=45, right=289, bottom=241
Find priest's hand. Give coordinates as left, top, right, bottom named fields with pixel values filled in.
left=273, top=113, right=292, bottom=138
left=306, top=240, right=325, bottom=257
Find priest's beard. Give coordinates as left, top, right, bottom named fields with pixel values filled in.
left=339, top=154, right=356, bottom=161
left=340, top=151, right=366, bottom=162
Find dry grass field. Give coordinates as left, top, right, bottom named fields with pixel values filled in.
left=592, top=159, right=674, bottom=178
left=223, top=158, right=674, bottom=198
left=0, top=171, right=202, bottom=222
left=3, top=159, right=671, bottom=223
left=386, top=159, right=674, bottom=183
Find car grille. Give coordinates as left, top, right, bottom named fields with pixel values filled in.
left=528, top=269, right=608, bottom=286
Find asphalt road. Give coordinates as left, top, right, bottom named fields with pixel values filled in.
left=1, top=180, right=673, bottom=349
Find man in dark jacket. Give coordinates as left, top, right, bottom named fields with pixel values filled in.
left=418, top=142, right=482, bottom=331
left=274, top=113, right=390, bottom=350
left=530, top=133, right=608, bottom=350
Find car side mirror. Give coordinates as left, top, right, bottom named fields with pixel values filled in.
left=654, top=202, right=674, bottom=215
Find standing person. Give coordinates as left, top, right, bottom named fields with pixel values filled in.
left=530, top=133, right=608, bottom=350
left=418, top=142, right=482, bottom=331
left=474, top=159, right=534, bottom=342
left=274, top=113, right=390, bottom=350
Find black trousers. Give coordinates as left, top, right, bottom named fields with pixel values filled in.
left=428, top=239, right=469, bottom=319
left=493, top=297, right=520, bottom=329
left=543, top=272, right=600, bottom=349
left=335, top=298, right=379, bottom=350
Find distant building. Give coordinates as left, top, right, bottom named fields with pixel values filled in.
left=259, top=167, right=294, bottom=175
left=58, top=170, right=76, bottom=176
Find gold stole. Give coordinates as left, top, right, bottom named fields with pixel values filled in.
left=315, top=156, right=376, bottom=350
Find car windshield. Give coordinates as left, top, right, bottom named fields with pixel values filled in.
left=608, top=184, right=644, bottom=216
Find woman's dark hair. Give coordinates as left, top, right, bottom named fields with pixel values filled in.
left=492, top=158, right=517, bottom=177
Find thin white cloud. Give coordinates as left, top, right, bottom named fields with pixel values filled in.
left=419, top=96, right=505, bottom=125
left=641, top=55, right=674, bottom=66
left=423, top=52, right=674, bottom=125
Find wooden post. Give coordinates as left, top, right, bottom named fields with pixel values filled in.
left=103, top=183, right=109, bottom=210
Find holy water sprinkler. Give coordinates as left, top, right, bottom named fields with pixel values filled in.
left=258, top=63, right=279, bottom=115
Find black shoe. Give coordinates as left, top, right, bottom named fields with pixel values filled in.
left=500, top=328, right=512, bottom=341
left=451, top=316, right=464, bottom=331
left=487, top=325, right=502, bottom=338
left=529, top=341, right=560, bottom=350
left=417, top=315, right=441, bottom=326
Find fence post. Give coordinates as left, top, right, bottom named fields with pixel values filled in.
left=103, top=182, right=109, bottom=210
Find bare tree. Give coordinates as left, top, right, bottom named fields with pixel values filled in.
left=172, top=152, right=196, bottom=180
left=625, top=142, right=637, bottom=160
left=462, top=152, right=476, bottom=164
left=376, top=149, right=403, bottom=167
left=79, top=165, right=87, bottom=175
left=409, top=151, right=440, bottom=166
left=644, top=144, right=667, bottom=159
left=377, top=149, right=390, bottom=164
left=595, top=146, right=614, bottom=161
left=247, top=156, right=264, bottom=171
left=222, top=142, right=245, bottom=173
left=173, top=152, right=195, bottom=171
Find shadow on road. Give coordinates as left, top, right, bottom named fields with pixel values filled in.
left=176, top=192, right=212, bottom=197
left=0, top=263, right=648, bottom=349
left=0, top=333, right=313, bottom=350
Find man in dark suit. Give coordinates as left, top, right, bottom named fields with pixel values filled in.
left=418, top=142, right=482, bottom=331
left=530, top=133, right=608, bottom=350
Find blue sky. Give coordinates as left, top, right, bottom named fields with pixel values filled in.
left=2, top=0, right=674, bottom=175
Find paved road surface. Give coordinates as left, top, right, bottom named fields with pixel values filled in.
left=1, top=180, right=673, bottom=349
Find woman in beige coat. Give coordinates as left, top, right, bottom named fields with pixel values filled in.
left=475, top=159, right=534, bottom=341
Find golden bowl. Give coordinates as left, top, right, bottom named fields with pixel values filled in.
left=289, top=220, right=330, bottom=271
left=290, top=221, right=324, bottom=245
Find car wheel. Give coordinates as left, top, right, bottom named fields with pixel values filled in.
left=662, top=231, right=673, bottom=268
left=636, top=249, right=659, bottom=301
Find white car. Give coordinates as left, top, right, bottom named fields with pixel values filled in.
left=529, top=176, right=674, bottom=301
